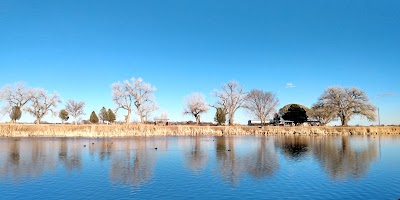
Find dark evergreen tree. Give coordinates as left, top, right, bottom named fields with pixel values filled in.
left=214, top=107, right=226, bottom=126
left=272, top=113, right=281, bottom=125
left=10, top=106, right=22, bottom=123
left=59, top=109, right=69, bottom=124
left=107, top=109, right=116, bottom=123
left=282, top=104, right=308, bottom=125
left=90, top=111, right=99, bottom=124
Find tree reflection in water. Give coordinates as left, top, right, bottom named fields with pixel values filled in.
left=58, top=139, right=82, bottom=171
left=109, top=138, right=162, bottom=187
left=0, top=139, right=57, bottom=181
left=215, top=136, right=280, bottom=185
left=185, top=137, right=208, bottom=173
left=9, top=140, right=20, bottom=166
left=88, top=139, right=114, bottom=161
left=313, top=136, right=378, bottom=180
left=275, top=136, right=310, bottom=160
left=215, top=136, right=242, bottom=185
left=0, top=136, right=381, bottom=185
left=244, top=137, right=279, bottom=179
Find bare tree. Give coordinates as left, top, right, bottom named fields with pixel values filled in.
left=183, top=93, right=209, bottom=125
left=213, top=81, right=247, bottom=125
left=244, top=90, right=279, bottom=125
left=0, top=82, right=32, bottom=117
left=310, top=102, right=337, bottom=126
left=160, top=112, right=169, bottom=120
left=25, top=88, right=61, bottom=124
left=140, top=102, right=158, bottom=123
left=112, top=77, right=157, bottom=124
left=112, top=82, right=133, bottom=124
left=65, top=99, right=85, bottom=125
left=316, top=86, right=376, bottom=126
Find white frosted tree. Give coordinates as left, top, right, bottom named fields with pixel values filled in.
left=183, top=93, right=209, bottom=125
left=112, top=81, right=133, bottom=124
left=0, top=82, right=32, bottom=120
left=65, top=99, right=86, bottom=125
left=25, top=88, right=61, bottom=124
left=140, top=102, right=158, bottom=123
left=112, top=77, right=157, bottom=124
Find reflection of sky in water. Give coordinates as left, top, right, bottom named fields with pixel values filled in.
left=0, top=136, right=399, bottom=200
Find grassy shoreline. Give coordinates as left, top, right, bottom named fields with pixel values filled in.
left=0, top=124, right=399, bottom=138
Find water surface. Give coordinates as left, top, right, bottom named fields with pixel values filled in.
left=1, top=135, right=399, bottom=199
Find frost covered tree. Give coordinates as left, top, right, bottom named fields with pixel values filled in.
left=26, top=88, right=61, bottom=124
left=65, top=99, right=85, bottom=125
left=183, top=93, right=209, bottom=125
left=112, top=77, right=157, bottom=124
left=0, top=82, right=32, bottom=116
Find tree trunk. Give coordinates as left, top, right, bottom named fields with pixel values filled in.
left=140, top=115, right=145, bottom=123
left=229, top=112, right=235, bottom=126
left=138, top=110, right=145, bottom=124
left=341, top=117, right=348, bottom=126
left=196, top=115, right=200, bottom=125
left=125, top=109, right=131, bottom=124
left=260, top=117, right=265, bottom=127
left=36, top=117, right=41, bottom=125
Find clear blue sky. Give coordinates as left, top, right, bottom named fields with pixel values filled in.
left=1, top=0, right=399, bottom=125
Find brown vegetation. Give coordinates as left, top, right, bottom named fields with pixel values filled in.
left=0, top=124, right=399, bottom=138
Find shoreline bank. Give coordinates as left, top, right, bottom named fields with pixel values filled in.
left=0, top=124, right=399, bottom=138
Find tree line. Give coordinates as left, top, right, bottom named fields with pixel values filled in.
left=0, top=79, right=376, bottom=126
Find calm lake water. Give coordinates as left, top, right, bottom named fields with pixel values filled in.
left=0, top=135, right=399, bottom=200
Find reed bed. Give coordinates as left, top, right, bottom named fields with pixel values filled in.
left=0, top=124, right=399, bottom=138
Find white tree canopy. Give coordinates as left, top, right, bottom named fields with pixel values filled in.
left=112, top=77, right=157, bottom=124
left=0, top=82, right=32, bottom=117
left=65, top=99, right=86, bottom=125
left=183, top=93, right=209, bottom=125
left=25, top=88, right=61, bottom=124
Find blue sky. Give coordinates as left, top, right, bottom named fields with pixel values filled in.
left=0, top=0, right=399, bottom=125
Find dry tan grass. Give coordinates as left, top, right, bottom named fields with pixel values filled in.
left=0, top=124, right=399, bottom=138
